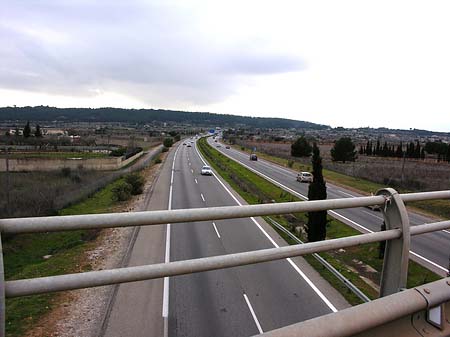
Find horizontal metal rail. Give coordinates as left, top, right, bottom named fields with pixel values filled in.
left=5, top=220, right=450, bottom=298
left=257, top=276, right=450, bottom=337
left=1, top=190, right=450, bottom=234
left=266, top=217, right=371, bottom=303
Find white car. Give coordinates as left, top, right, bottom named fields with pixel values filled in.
left=297, top=172, right=313, bottom=183
left=201, top=165, right=213, bottom=175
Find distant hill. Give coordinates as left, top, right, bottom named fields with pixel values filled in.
left=0, top=106, right=329, bottom=130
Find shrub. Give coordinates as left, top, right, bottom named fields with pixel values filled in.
left=111, top=181, right=133, bottom=201
left=287, top=160, right=294, bottom=168
left=124, top=173, right=144, bottom=195
left=110, top=147, right=126, bottom=157
left=163, top=138, right=174, bottom=148
left=71, top=174, right=82, bottom=183
left=162, top=147, right=169, bottom=153
left=154, top=156, right=162, bottom=164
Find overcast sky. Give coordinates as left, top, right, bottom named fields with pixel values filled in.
left=1, top=0, right=449, bottom=131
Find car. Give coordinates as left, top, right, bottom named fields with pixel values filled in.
left=182, top=143, right=186, bottom=145
left=250, top=154, right=258, bottom=161
left=225, top=145, right=230, bottom=149
left=214, top=140, right=218, bottom=142
left=296, top=172, right=313, bottom=183
left=216, top=144, right=221, bottom=147
left=201, top=165, right=213, bottom=175
left=187, top=144, right=192, bottom=147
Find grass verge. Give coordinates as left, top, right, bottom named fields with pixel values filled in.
left=199, top=138, right=440, bottom=306
left=4, top=174, right=137, bottom=337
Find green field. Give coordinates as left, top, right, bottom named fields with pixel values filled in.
left=199, top=137, right=440, bottom=306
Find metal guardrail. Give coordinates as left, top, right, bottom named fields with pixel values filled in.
left=0, top=188, right=450, bottom=336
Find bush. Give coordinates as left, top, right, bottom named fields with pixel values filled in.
left=71, top=174, right=82, bottom=183
left=154, top=156, right=162, bottom=164
left=163, top=138, right=174, bottom=148
left=111, top=181, right=133, bottom=201
left=124, top=173, right=145, bottom=195
left=110, top=147, right=127, bottom=157
left=287, top=160, right=294, bottom=168
left=162, top=147, right=169, bottom=153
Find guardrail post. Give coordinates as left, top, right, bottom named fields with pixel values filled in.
left=0, top=233, right=4, bottom=337
left=377, top=188, right=410, bottom=297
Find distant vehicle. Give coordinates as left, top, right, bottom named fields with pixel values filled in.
left=201, top=165, right=213, bottom=175
left=214, top=139, right=218, bottom=142
left=182, top=143, right=186, bottom=145
left=216, top=144, right=221, bottom=147
left=187, top=144, right=192, bottom=147
left=225, top=145, right=230, bottom=149
left=296, top=172, right=313, bottom=183
left=250, top=154, right=258, bottom=161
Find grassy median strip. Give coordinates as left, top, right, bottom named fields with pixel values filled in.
left=4, top=174, right=138, bottom=337
left=199, top=137, right=440, bottom=306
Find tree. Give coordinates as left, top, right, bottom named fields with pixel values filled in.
left=34, top=124, right=42, bottom=137
left=330, top=137, right=357, bottom=163
left=291, top=136, right=312, bottom=157
left=307, top=143, right=327, bottom=242
left=23, top=121, right=31, bottom=138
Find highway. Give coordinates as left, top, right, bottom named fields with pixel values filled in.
left=102, top=141, right=348, bottom=336
left=208, top=137, right=450, bottom=275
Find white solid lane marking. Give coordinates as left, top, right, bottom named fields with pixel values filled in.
left=212, top=222, right=221, bottom=238
left=195, top=178, right=198, bottom=184
left=162, top=146, right=180, bottom=324
left=218, top=144, right=450, bottom=273
left=194, top=142, right=338, bottom=312
left=243, top=294, right=263, bottom=334
left=201, top=193, right=205, bottom=202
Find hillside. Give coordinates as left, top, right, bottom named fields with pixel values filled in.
left=0, top=106, right=329, bottom=130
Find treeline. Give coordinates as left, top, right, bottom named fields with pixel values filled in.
left=360, top=140, right=450, bottom=162
left=0, top=106, right=329, bottom=130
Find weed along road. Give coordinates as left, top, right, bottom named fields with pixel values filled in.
left=209, top=138, right=450, bottom=275
left=104, top=141, right=348, bottom=337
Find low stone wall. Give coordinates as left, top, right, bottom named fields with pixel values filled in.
left=0, top=151, right=144, bottom=172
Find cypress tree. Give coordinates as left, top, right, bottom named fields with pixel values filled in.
left=23, top=121, right=31, bottom=138
left=307, top=143, right=327, bottom=242
left=34, top=124, right=42, bottom=137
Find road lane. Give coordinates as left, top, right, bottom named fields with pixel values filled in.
left=167, top=141, right=347, bottom=336
left=210, top=138, right=450, bottom=275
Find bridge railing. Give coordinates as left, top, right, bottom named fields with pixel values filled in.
left=0, top=188, right=450, bottom=336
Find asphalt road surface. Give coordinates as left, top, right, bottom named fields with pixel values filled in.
left=209, top=137, right=450, bottom=276
left=102, top=141, right=348, bottom=337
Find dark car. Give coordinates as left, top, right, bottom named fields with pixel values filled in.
left=250, top=154, right=257, bottom=161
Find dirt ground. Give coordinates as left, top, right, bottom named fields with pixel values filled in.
left=24, top=152, right=168, bottom=337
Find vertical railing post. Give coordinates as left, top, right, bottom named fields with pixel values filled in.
left=377, top=188, right=411, bottom=297
left=0, top=233, right=5, bottom=337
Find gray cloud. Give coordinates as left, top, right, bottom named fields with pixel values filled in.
left=0, top=1, right=304, bottom=105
